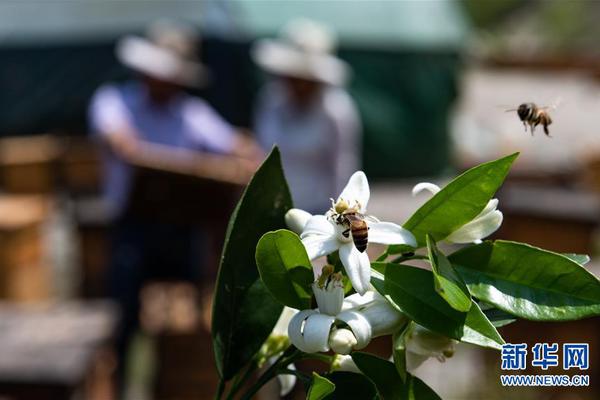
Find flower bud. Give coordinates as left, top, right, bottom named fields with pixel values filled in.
left=285, top=208, right=312, bottom=234
left=328, top=328, right=358, bottom=355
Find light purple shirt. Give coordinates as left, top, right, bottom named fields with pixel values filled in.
left=89, top=82, right=236, bottom=218
left=255, top=82, right=361, bottom=213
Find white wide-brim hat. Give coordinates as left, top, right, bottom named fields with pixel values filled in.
left=116, top=21, right=208, bottom=88
left=252, top=19, right=349, bottom=86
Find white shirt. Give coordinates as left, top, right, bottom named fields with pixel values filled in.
left=89, top=82, right=236, bottom=218
left=255, top=82, right=361, bottom=213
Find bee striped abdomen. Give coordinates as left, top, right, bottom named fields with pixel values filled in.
left=351, top=221, right=369, bottom=253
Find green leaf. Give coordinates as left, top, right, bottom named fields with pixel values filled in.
left=483, top=306, right=517, bottom=328
left=426, top=235, right=472, bottom=312
left=392, top=153, right=518, bottom=249
left=256, top=229, right=313, bottom=309
left=563, top=253, right=590, bottom=265
left=384, top=264, right=504, bottom=349
left=323, top=372, right=376, bottom=399
left=211, top=148, right=292, bottom=380
left=352, top=352, right=441, bottom=400
left=351, top=352, right=404, bottom=399
left=307, top=372, right=336, bottom=400
left=449, top=241, right=600, bottom=321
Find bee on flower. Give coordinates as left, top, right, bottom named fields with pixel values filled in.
left=286, top=171, right=417, bottom=295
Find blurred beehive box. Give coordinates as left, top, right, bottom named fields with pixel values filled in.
left=0, top=301, right=117, bottom=400
left=139, top=282, right=217, bottom=400
left=60, top=136, right=101, bottom=195
left=74, top=197, right=111, bottom=298
left=0, top=195, right=51, bottom=301
left=0, top=135, right=62, bottom=194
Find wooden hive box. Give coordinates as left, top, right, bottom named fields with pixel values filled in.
left=0, top=135, right=62, bottom=194
left=0, top=195, right=51, bottom=302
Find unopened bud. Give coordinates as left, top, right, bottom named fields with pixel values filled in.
left=328, top=328, right=357, bottom=355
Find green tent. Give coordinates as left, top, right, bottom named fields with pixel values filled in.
left=214, top=0, right=470, bottom=178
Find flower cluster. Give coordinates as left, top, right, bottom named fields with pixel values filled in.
left=273, top=171, right=503, bottom=386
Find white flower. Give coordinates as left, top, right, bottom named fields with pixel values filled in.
left=412, top=182, right=503, bottom=244
left=259, top=307, right=299, bottom=396
left=404, top=323, right=457, bottom=371
left=288, top=270, right=406, bottom=355
left=289, top=171, right=416, bottom=295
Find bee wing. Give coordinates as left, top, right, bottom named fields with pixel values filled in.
left=364, top=215, right=380, bottom=223
left=541, top=96, right=563, bottom=111
left=496, top=104, right=518, bottom=112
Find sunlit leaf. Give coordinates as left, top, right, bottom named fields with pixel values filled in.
left=450, top=241, right=600, bottom=321
left=256, top=229, right=313, bottom=309
left=391, top=152, right=518, bottom=251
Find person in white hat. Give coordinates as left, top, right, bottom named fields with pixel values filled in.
left=252, top=18, right=361, bottom=213
left=87, top=20, right=260, bottom=392
left=89, top=20, right=260, bottom=217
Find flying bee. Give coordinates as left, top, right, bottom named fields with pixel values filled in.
left=330, top=198, right=374, bottom=253
left=506, top=102, right=556, bottom=136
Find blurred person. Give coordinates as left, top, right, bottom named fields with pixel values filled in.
left=252, top=19, right=361, bottom=213
left=88, top=20, right=260, bottom=393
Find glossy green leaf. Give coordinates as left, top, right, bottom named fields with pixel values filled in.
left=483, top=306, right=517, bottom=328
left=426, top=235, right=471, bottom=312
left=392, top=153, right=518, bottom=250
left=563, top=253, right=590, bottom=265
left=307, top=372, right=336, bottom=400
left=323, top=372, right=376, bottom=399
left=352, top=352, right=441, bottom=400
left=384, top=264, right=504, bottom=349
left=449, top=241, right=600, bottom=321
left=256, top=229, right=313, bottom=309
left=212, top=148, right=292, bottom=380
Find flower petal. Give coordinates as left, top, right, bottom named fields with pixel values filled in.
left=342, top=290, right=381, bottom=310
left=445, top=210, right=503, bottom=244
left=272, top=306, right=298, bottom=337
left=369, top=221, right=417, bottom=247
left=301, top=215, right=335, bottom=237
left=339, top=243, right=371, bottom=295
left=302, top=234, right=340, bottom=260
left=406, top=351, right=430, bottom=372
left=332, top=354, right=361, bottom=373
left=302, top=313, right=336, bottom=353
left=285, top=209, right=313, bottom=234
left=288, top=309, right=318, bottom=353
left=478, top=198, right=499, bottom=217
left=313, top=283, right=344, bottom=316
left=336, top=310, right=372, bottom=349
left=278, top=364, right=297, bottom=396
left=412, top=182, right=441, bottom=197
left=337, top=171, right=370, bottom=211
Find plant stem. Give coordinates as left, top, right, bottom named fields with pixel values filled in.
left=391, top=254, right=428, bottom=264
left=240, top=347, right=300, bottom=400
left=226, top=361, right=257, bottom=400
left=375, top=250, right=389, bottom=262
left=215, top=378, right=225, bottom=400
